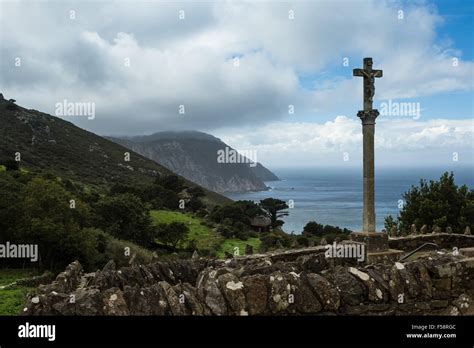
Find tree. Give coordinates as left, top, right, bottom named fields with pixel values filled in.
left=296, top=235, right=310, bottom=247
left=0, top=172, right=25, bottom=242
left=259, top=198, right=289, bottom=228
left=93, top=193, right=155, bottom=246
left=384, top=215, right=397, bottom=232
left=4, top=159, right=19, bottom=171
left=216, top=221, right=249, bottom=240
left=186, top=197, right=205, bottom=212
left=386, top=172, right=473, bottom=233
left=155, top=222, right=189, bottom=248
left=302, top=220, right=351, bottom=237
left=18, top=177, right=99, bottom=270
left=235, top=200, right=265, bottom=219
left=209, top=201, right=263, bottom=226
left=0, top=173, right=153, bottom=271
left=185, top=187, right=206, bottom=212
left=156, top=174, right=186, bottom=193
left=147, top=185, right=180, bottom=210
left=22, top=177, right=75, bottom=225
left=303, top=221, right=324, bottom=237
left=187, top=186, right=205, bottom=198
left=216, top=225, right=234, bottom=239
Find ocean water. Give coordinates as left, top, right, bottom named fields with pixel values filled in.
left=225, top=166, right=474, bottom=234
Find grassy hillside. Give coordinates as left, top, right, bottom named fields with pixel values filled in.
left=0, top=269, right=38, bottom=315
left=150, top=210, right=261, bottom=258
left=0, top=96, right=230, bottom=206
left=150, top=210, right=223, bottom=251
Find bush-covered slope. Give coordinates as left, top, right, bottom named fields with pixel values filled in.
left=0, top=95, right=230, bottom=206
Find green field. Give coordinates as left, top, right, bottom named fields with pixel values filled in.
left=150, top=210, right=223, bottom=251
left=150, top=210, right=261, bottom=258
left=0, top=269, right=38, bottom=315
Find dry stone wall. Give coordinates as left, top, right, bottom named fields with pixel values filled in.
left=22, top=250, right=474, bottom=316
left=389, top=233, right=474, bottom=251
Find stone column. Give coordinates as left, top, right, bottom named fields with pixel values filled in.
left=358, top=109, right=378, bottom=233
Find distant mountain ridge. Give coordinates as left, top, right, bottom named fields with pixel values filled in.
left=109, top=131, right=279, bottom=193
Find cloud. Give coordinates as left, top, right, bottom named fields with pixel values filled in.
left=0, top=0, right=472, bottom=135
left=215, top=117, right=474, bottom=167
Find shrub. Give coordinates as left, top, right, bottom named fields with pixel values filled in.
left=259, top=231, right=292, bottom=252
left=155, top=222, right=190, bottom=248
left=195, top=208, right=208, bottom=218
left=155, top=175, right=186, bottom=192
left=296, top=235, right=310, bottom=247
left=303, top=221, right=324, bottom=237
left=388, top=172, right=473, bottom=233
left=104, top=235, right=154, bottom=268
left=209, top=200, right=264, bottom=226
left=384, top=215, right=398, bottom=233
left=216, top=225, right=234, bottom=239
left=303, top=221, right=351, bottom=237
left=4, top=160, right=19, bottom=171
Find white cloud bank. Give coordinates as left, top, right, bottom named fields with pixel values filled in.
left=216, top=116, right=474, bottom=167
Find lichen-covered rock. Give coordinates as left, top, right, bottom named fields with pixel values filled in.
left=306, top=273, right=340, bottom=311
left=181, top=282, right=211, bottom=316
left=70, top=288, right=103, bottom=315
left=407, top=262, right=432, bottom=300
left=51, top=260, right=83, bottom=293
left=394, top=263, right=420, bottom=299
left=348, top=267, right=387, bottom=303
left=102, top=288, right=129, bottom=315
left=453, top=293, right=471, bottom=315
left=218, top=273, right=247, bottom=315
left=159, top=282, right=188, bottom=316
left=268, top=271, right=292, bottom=314
left=293, top=274, right=322, bottom=313
left=243, top=274, right=268, bottom=315
left=196, top=268, right=229, bottom=316
left=123, top=285, right=160, bottom=315
left=331, top=269, right=366, bottom=306
left=297, top=253, right=328, bottom=273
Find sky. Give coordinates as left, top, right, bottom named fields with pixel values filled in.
left=0, top=0, right=473, bottom=168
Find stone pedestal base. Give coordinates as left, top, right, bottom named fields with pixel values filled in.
left=350, top=232, right=389, bottom=252
left=350, top=232, right=403, bottom=264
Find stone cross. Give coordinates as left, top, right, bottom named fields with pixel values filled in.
left=353, top=57, right=383, bottom=233
left=353, top=57, right=383, bottom=111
